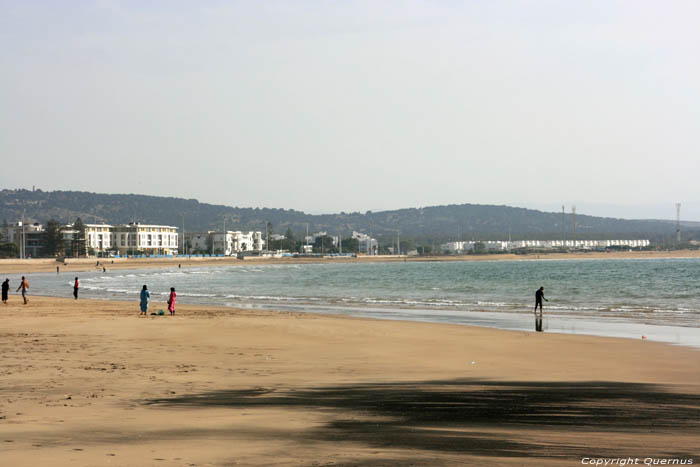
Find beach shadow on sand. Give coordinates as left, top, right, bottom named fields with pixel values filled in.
left=145, top=379, right=700, bottom=459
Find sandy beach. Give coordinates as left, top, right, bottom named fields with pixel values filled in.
left=0, top=296, right=698, bottom=466
left=1, top=249, right=698, bottom=275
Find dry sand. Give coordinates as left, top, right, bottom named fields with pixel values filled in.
left=0, top=296, right=698, bottom=466
left=1, top=249, right=699, bottom=274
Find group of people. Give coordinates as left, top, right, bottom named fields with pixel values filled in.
left=2, top=275, right=177, bottom=318
left=4, top=269, right=547, bottom=330
left=1, top=277, right=30, bottom=305
left=139, top=285, right=177, bottom=317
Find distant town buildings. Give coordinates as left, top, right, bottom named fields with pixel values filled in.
left=304, top=231, right=339, bottom=247
left=441, top=239, right=651, bottom=253
left=0, top=218, right=656, bottom=258
left=352, top=231, right=379, bottom=255
left=185, top=231, right=264, bottom=256
left=3, top=222, right=44, bottom=258
left=1, top=221, right=180, bottom=257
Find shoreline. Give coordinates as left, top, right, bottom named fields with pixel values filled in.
left=1, top=248, right=698, bottom=274
left=10, top=290, right=700, bottom=350
left=1, top=296, right=698, bottom=466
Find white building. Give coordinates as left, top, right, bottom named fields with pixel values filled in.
left=185, top=231, right=263, bottom=255
left=441, top=239, right=651, bottom=252
left=5, top=222, right=45, bottom=258
left=442, top=241, right=475, bottom=253
left=351, top=231, right=378, bottom=255
left=304, top=231, right=339, bottom=247
left=84, top=223, right=179, bottom=255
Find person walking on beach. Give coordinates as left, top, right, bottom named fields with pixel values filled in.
left=16, top=276, right=29, bottom=305
left=140, top=285, right=150, bottom=316
left=167, top=287, right=177, bottom=316
left=2, top=279, right=9, bottom=304
left=534, top=286, right=548, bottom=332
left=73, top=277, right=80, bottom=300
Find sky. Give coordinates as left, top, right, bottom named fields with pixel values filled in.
left=1, top=1, right=699, bottom=220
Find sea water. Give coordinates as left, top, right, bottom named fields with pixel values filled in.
left=20, top=258, right=700, bottom=347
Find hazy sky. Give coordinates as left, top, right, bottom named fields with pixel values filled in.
left=2, top=1, right=699, bottom=220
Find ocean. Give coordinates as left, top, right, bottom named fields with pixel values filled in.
left=21, top=258, right=700, bottom=347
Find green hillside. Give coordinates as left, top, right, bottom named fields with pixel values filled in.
left=0, top=189, right=694, bottom=244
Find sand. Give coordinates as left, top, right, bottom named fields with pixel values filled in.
left=1, top=249, right=698, bottom=274
left=0, top=296, right=698, bottom=466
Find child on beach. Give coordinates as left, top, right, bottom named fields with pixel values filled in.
left=140, top=285, right=150, bottom=316
left=16, top=276, right=29, bottom=305
left=2, top=279, right=9, bottom=304
left=167, top=287, right=177, bottom=316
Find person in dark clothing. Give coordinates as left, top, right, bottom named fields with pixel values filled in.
left=73, top=277, right=79, bottom=300
left=2, top=279, right=9, bottom=304
left=534, top=286, right=548, bottom=332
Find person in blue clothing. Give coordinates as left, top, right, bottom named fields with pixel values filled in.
left=139, top=285, right=150, bottom=316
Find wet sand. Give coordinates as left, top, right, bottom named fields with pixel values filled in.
left=0, top=296, right=698, bottom=466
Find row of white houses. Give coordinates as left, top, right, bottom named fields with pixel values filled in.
left=84, top=226, right=266, bottom=256
left=441, top=239, right=651, bottom=252
left=185, top=231, right=264, bottom=256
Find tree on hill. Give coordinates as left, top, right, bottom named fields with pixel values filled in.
left=43, top=219, right=64, bottom=257
left=340, top=237, right=359, bottom=253
left=313, top=235, right=336, bottom=254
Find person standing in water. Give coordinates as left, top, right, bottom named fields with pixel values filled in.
left=73, top=277, right=80, bottom=300
left=167, top=287, right=177, bottom=316
left=534, top=286, right=548, bottom=332
left=16, top=276, right=29, bottom=305
left=139, top=285, right=150, bottom=316
left=2, top=279, right=9, bottom=304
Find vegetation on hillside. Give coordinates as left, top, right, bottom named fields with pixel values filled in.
left=1, top=189, right=696, bottom=246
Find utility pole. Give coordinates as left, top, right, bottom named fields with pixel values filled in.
left=676, top=203, right=681, bottom=247
left=572, top=205, right=577, bottom=249
left=20, top=210, right=25, bottom=259
left=181, top=213, right=185, bottom=256
left=562, top=205, right=566, bottom=243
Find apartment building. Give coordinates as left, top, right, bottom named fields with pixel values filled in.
left=185, top=231, right=263, bottom=256
left=85, top=223, right=179, bottom=255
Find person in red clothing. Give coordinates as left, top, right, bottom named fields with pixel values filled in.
left=73, top=277, right=79, bottom=300
left=167, top=287, right=177, bottom=316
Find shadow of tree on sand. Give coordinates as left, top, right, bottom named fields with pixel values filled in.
left=145, top=379, right=700, bottom=459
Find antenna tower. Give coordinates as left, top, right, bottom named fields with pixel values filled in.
left=676, top=203, right=681, bottom=247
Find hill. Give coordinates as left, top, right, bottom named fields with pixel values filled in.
left=0, top=189, right=695, bottom=244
